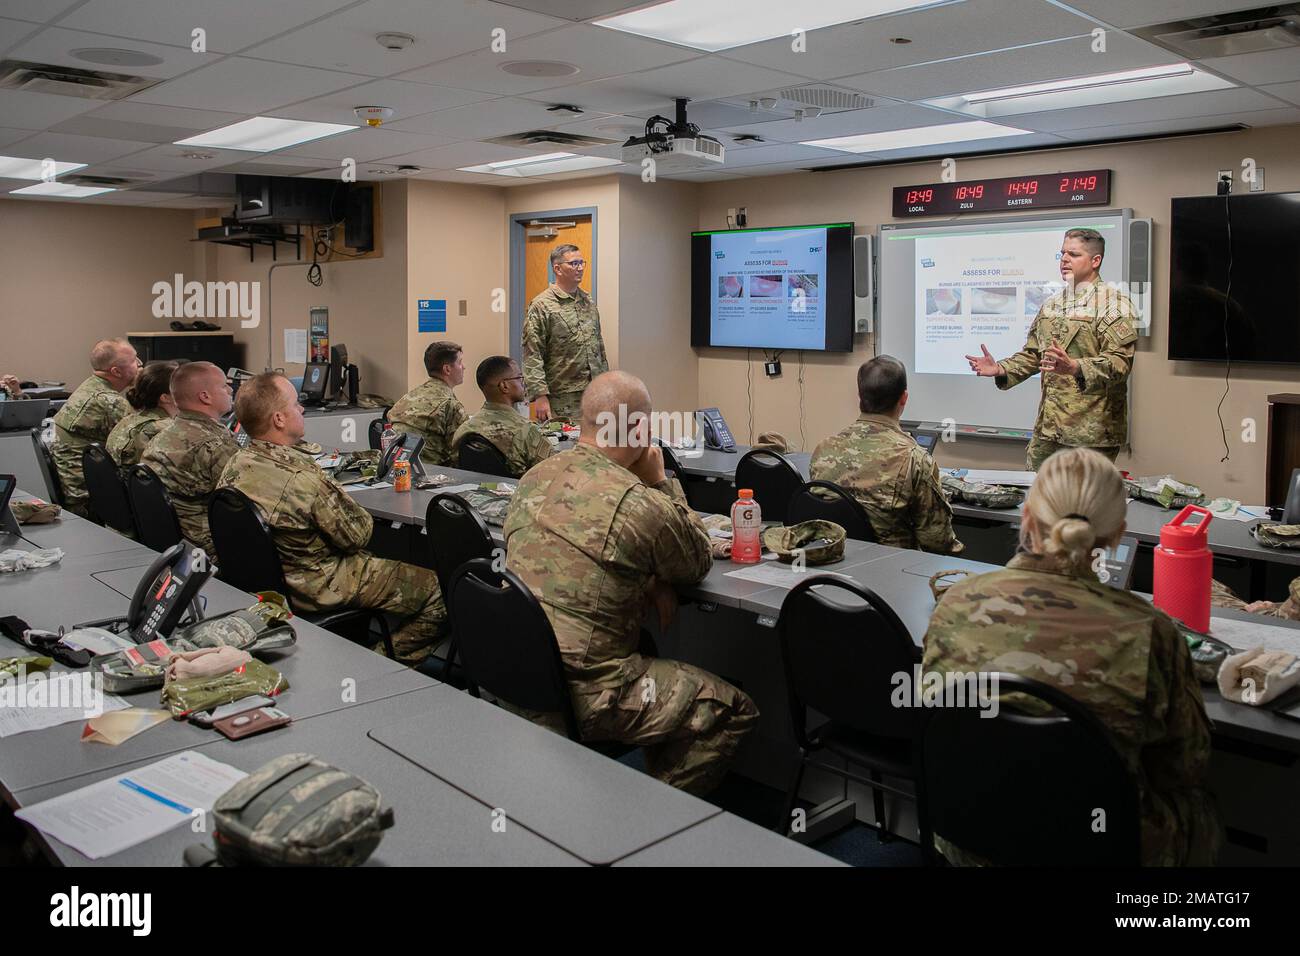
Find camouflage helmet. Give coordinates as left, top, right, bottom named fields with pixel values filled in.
left=762, top=520, right=846, bottom=565
left=10, top=499, right=61, bottom=524
left=204, top=753, right=394, bottom=867
left=1251, top=523, right=1300, bottom=549
left=941, top=474, right=1024, bottom=509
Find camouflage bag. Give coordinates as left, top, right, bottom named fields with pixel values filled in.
left=1124, top=475, right=1205, bottom=509
left=169, top=597, right=296, bottom=654
left=185, top=753, right=394, bottom=866
left=941, top=474, right=1024, bottom=509
left=762, top=520, right=846, bottom=565
left=160, top=658, right=287, bottom=718
left=10, top=500, right=61, bottom=524
left=462, top=485, right=514, bottom=526
left=1250, top=523, right=1300, bottom=549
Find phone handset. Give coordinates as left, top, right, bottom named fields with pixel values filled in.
left=697, top=407, right=737, bottom=453
left=378, top=431, right=426, bottom=481
left=127, top=543, right=185, bottom=632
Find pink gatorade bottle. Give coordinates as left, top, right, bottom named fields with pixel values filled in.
left=1152, top=504, right=1214, bottom=633
left=731, top=489, right=762, bottom=564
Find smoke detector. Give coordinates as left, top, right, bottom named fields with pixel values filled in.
left=375, top=33, right=415, bottom=51
left=354, top=106, right=394, bottom=127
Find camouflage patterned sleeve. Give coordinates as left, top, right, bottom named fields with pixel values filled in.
left=996, top=311, right=1045, bottom=389
left=306, top=473, right=373, bottom=554
left=910, top=451, right=963, bottom=555
left=640, top=479, right=713, bottom=586
left=522, top=303, right=549, bottom=399
left=441, top=399, right=468, bottom=450
left=522, top=422, right=552, bottom=469
left=1076, top=301, right=1137, bottom=394
left=198, top=436, right=239, bottom=486
left=1140, top=614, right=1215, bottom=796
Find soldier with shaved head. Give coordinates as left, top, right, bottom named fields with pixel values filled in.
left=141, top=362, right=237, bottom=556
left=51, top=338, right=140, bottom=516
left=504, top=371, right=758, bottom=795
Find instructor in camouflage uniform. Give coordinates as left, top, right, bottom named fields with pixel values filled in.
left=452, top=355, right=551, bottom=478
left=504, top=370, right=757, bottom=795
left=141, top=362, right=238, bottom=556
left=217, top=372, right=445, bottom=662
left=523, top=244, right=608, bottom=423
left=923, top=448, right=1220, bottom=865
left=966, top=228, right=1138, bottom=471
left=388, top=341, right=467, bottom=467
left=811, top=355, right=962, bottom=554
left=51, top=339, right=140, bottom=516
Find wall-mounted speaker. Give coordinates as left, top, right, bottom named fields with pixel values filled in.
left=1127, top=217, right=1152, bottom=336
left=853, top=233, right=873, bottom=333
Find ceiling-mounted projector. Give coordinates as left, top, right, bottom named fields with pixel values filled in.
left=621, top=98, right=724, bottom=170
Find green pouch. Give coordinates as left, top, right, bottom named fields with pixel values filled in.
left=1124, top=475, right=1205, bottom=509
left=1250, top=523, right=1300, bottom=550
left=1, top=656, right=53, bottom=680
left=161, top=658, right=288, bottom=718
left=462, top=486, right=514, bottom=526
left=170, top=600, right=296, bottom=654
left=941, top=475, right=1024, bottom=509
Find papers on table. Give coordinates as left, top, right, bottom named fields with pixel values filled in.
left=0, top=672, right=128, bottom=738
left=15, top=751, right=247, bottom=860
left=315, top=453, right=343, bottom=470
left=724, top=559, right=858, bottom=590
left=956, top=469, right=1037, bottom=487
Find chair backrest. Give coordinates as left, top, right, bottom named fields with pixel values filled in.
left=456, top=432, right=514, bottom=478
left=786, top=479, right=877, bottom=542
left=125, top=464, right=183, bottom=553
left=367, top=417, right=386, bottom=450
left=449, top=558, right=580, bottom=739
left=734, top=449, right=803, bottom=523
left=917, top=672, right=1141, bottom=866
left=657, top=440, right=683, bottom=478
left=207, top=487, right=291, bottom=599
left=30, top=426, right=63, bottom=505
left=424, top=492, right=496, bottom=599
left=777, top=575, right=921, bottom=744
left=82, top=443, right=136, bottom=535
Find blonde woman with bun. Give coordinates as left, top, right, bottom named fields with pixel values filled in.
left=922, top=447, right=1220, bottom=866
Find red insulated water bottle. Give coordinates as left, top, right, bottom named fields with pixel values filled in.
left=1152, top=504, right=1214, bottom=633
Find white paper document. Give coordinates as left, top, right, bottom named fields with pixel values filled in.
left=960, top=469, right=1037, bottom=487
left=724, top=560, right=858, bottom=590
left=16, top=751, right=248, bottom=860
left=0, top=673, right=129, bottom=738
left=284, top=328, right=308, bottom=364
left=1209, top=617, right=1300, bottom=658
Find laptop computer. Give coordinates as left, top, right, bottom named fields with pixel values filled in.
left=0, top=398, right=50, bottom=431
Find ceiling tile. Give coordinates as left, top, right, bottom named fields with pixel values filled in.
left=484, top=0, right=645, bottom=19
left=212, top=158, right=331, bottom=176
left=277, top=126, right=461, bottom=161
left=268, top=78, right=493, bottom=126
left=1005, top=86, right=1285, bottom=132
left=379, top=138, right=556, bottom=169
left=82, top=101, right=247, bottom=131
left=7, top=26, right=219, bottom=79
left=0, top=88, right=106, bottom=129
left=81, top=188, right=192, bottom=203
left=127, top=57, right=370, bottom=112
left=0, top=125, right=33, bottom=148
left=2, top=130, right=154, bottom=163
left=58, top=0, right=358, bottom=54
left=714, top=142, right=846, bottom=167
left=386, top=94, right=611, bottom=138
left=1199, top=47, right=1300, bottom=86
left=1062, top=0, right=1273, bottom=30
left=716, top=102, right=974, bottom=143
left=1054, top=107, right=1300, bottom=140
left=1261, top=81, right=1300, bottom=106
left=408, top=167, right=518, bottom=185
left=0, top=15, right=37, bottom=50
left=48, top=115, right=207, bottom=143
left=396, top=23, right=696, bottom=95
left=0, top=1, right=82, bottom=23
left=718, top=0, right=1097, bottom=81
left=244, top=0, right=567, bottom=77
left=114, top=142, right=256, bottom=172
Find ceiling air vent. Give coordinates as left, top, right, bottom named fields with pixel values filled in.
left=776, top=86, right=874, bottom=112
left=0, top=59, right=160, bottom=100
left=62, top=173, right=156, bottom=188
left=486, top=130, right=620, bottom=148
left=1134, top=4, right=1300, bottom=59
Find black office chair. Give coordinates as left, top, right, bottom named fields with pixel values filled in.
left=786, top=479, right=877, bottom=542
left=208, top=488, right=395, bottom=659
left=125, top=464, right=183, bottom=552
left=776, top=575, right=922, bottom=843
left=82, top=444, right=136, bottom=536
left=735, top=448, right=803, bottom=523
left=30, top=426, right=63, bottom=506
left=456, top=432, right=514, bottom=478
left=367, top=417, right=386, bottom=451
left=917, top=672, right=1140, bottom=866
left=450, top=558, right=633, bottom=757
left=420, top=492, right=496, bottom=686
left=656, top=440, right=706, bottom=511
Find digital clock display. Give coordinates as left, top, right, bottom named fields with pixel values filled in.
left=892, top=169, right=1110, bottom=217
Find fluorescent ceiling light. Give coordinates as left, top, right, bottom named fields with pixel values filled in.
left=175, top=117, right=354, bottom=152
left=803, top=120, right=1032, bottom=153
left=459, top=152, right=623, bottom=177
left=596, top=0, right=937, bottom=52
left=10, top=182, right=114, bottom=197
left=963, top=63, right=1197, bottom=103
left=0, top=156, right=86, bottom=179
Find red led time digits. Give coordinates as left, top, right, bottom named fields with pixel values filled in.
left=953, top=184, right=984, bottom=200
left=906, top=188, right=934, bottom=203
left=1005, top=179, right=1039, bottom=196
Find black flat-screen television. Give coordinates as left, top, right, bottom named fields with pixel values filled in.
left=1168, top=193, right=1300, bottom=364
left=691, top=222, right=855, bottom=352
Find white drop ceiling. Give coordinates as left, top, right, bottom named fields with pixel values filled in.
left=0, top=0, right=1294, bottom=206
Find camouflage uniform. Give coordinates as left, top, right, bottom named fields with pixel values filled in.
left=810, top=413, right=963, bottom=555
left=387, top=378, right=467, bottom=468
left=522, top=284, right=608, bottom=422
left=217, top=438, right=445, bottom=662
left=504, top=443, right=758, bottom=795
left=106, top=408, right=170, bottom=468
left=996, top=282, right=1138, bottom=471
left=1211, top=576, right=1300, bottom=621
left=451, top=402, right=552, bottom=478
left=141, top=411, right=240, bottom=556
left=51, top=375, right=130, bottom=517
left=923, top=551, right=1221, bottom=866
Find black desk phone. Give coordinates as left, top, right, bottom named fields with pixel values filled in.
left=379, top=431, right=427, bottom=482
left=77, top=542, right=212, bottom=643
left=697, top=408, right=737, bottom=453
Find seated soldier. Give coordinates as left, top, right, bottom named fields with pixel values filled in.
left=1, top=374, right=26, bottom=399
left=451, top=355, right=551, bottom=477
left=51, top=339, right=140, bottom=517
left=217, top=372, right=445, bottom=662
left=141, top=362, right=238, bottom=557
left=923, top=448, right=1221, bottom=866
left=504, top=370, right=758, bottom=796
left=810, top=355, right=962, bottom=554
left=1211, top=575, right=1300, bottom=621
left=388, top=341, right=468, bottom=467
left=106, top=360, right=178, bottom=467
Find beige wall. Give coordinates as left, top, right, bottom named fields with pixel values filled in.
left=694, top=123, right=1300, bottom=502
left=0, top=199, right=195, bottom=386
left=618, top=176, right=701, bottom=414
left=206, top=181, right=410, bottom=400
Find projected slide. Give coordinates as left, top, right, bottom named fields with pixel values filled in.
left=914, top=230, right=1067, bottom=375
left=708, top=227, right=828, bottom=350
